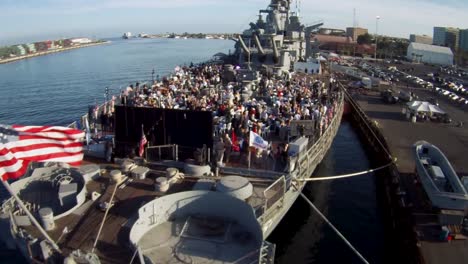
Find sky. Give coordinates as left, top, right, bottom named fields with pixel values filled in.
left=0, top=0, right=467, bottom=45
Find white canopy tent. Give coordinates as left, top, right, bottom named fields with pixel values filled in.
left=406, top=101, right=445, bottom=114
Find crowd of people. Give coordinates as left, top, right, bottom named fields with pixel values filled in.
left=115, top=63, right=342, bottom=168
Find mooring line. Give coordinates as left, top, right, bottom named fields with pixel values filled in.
left=299, top=192, right=370, bottom=264
left=297, top=158, right=396, bottom=182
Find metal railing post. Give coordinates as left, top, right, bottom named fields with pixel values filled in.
left=175, top=145, right=179, bottom=161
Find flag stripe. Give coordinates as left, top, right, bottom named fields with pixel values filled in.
left=19, top=131, right=84, bottom=140
left=0, top=157, right=24, bottom=172
left=0, top=146, right=28, bottom=181
left=0, top=148, right=19, bottom=165
left=8, top=143, right=83, bottom=154
left=1, top=125, right=85, bottom=181
left=13, top=125, right=85, bottom=134
left=12, top=125, right=85, bottom=139
left=4, top=137, right=81, bottom=148
left=1, top=148, right=83, bottom=163
left=13, top=147, right=83, bottom=160
left=0, top=162, right=28, bottom=181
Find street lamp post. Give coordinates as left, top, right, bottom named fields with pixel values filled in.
left=152, top=68, right=155, bottom=83
left=374, top=16, right=380, bottom=62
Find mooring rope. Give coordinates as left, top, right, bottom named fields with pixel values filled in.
left=129, top=247, right=139, bottom=264
left=296, top=158, right=397, bottom=182
left=299, top=192, right=370, bottom=264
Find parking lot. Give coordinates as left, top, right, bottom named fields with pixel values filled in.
left=336, top=59, right=468, bottom=171
left=338, top=59, right=468, bottom=120
left=368, top=61, right=468, bottom=108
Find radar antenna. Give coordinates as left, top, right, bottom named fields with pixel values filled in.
left=298, top=0, right=302, bottom=17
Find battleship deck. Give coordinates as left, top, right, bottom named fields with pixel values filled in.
left=22, top=162, right=274, bottom=263
left=351, top=85, right=468, bottom=264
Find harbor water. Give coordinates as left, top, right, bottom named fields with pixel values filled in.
left=270, top=120, right=386, bottom=264
left=0, top=38, right=386, bottom=263
left=0, top=38, right=234, bottom=126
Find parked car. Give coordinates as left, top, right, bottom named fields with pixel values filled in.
left=381, top=89, right=399, bottom=104
left=440, top=114, right=452, bottom=123
left=398, top=90, right=413, bottom=102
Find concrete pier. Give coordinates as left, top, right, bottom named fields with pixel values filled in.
left=347, top=83, right=468, bottom=264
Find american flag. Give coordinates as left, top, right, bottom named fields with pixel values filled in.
left=0, top=125, right=85, bottom=181
left=139, top=125, right=147, bottom=157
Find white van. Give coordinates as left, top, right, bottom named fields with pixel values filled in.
left=361, top=77, right=372, bottom=89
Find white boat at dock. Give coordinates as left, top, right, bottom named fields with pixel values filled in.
left=413, top=140, right=468, bottom=210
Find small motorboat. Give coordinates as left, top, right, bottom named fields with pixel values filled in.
left=413, top=141, right=468, bottom=210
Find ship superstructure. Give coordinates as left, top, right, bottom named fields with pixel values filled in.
left=235, top=0, right=321, bottom=75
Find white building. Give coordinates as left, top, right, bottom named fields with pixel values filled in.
left=406, top=42, right=453, bottom=66
left=70, top=38, right=93, bottom=44
left=294, top=58, right=322, bottom=74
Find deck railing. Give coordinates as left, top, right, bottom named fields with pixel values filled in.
left=258, top=241, right=276, bottom=264
left=145, top=144, right=179, bottom=162
left=145, top=144, right=212, bottom=165
left=256, top=176, right=287, bottom=224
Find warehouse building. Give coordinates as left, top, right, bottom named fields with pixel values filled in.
left=407, top=42, right=453, bottom=66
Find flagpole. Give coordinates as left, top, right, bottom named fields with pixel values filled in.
left=1, top=180, right=61, bottom=253
left=248, top=149, right=251, bottom=169
left=248, top=131, right=251, bottom=169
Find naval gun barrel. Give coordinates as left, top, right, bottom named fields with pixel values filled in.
left=238, top=36, right=250, bottom=56
left=253, top=34, right=265, bottom=56
left=271, top=37, right=279, bottom=60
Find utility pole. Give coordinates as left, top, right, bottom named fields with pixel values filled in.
left=353, top=8, right=357, bottom=57
left=374, top=16, right=380, bottom=62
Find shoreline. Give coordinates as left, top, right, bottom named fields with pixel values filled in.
left=0, top=41, right=110, bottom=65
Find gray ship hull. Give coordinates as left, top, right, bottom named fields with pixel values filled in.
left=261, top=95, right=344, bottom=238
